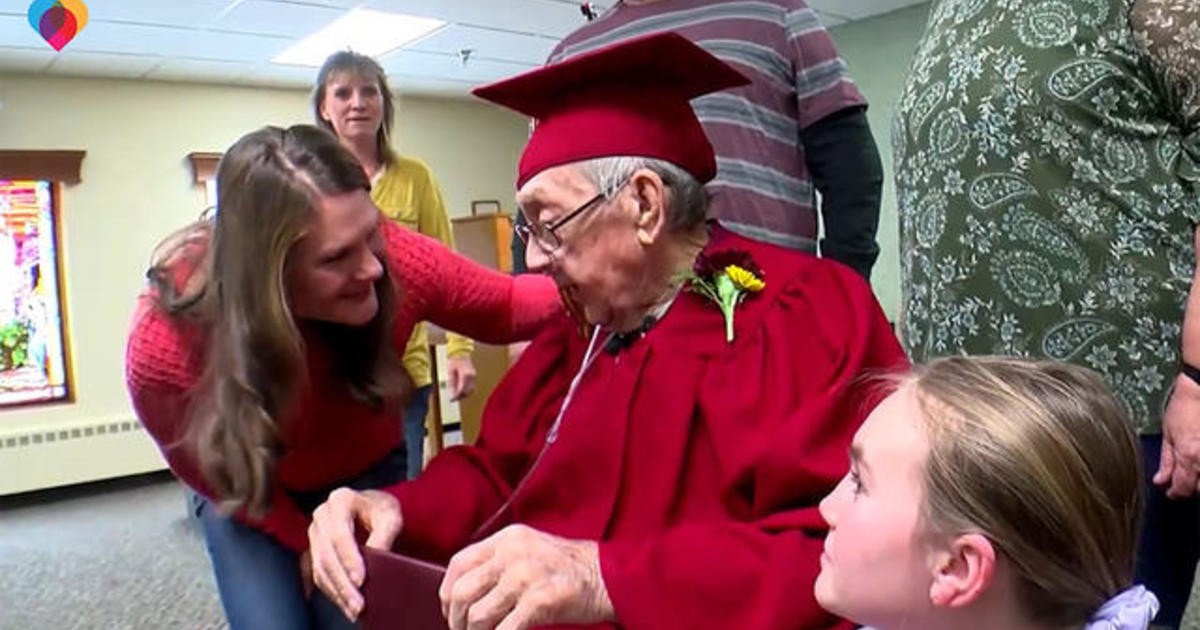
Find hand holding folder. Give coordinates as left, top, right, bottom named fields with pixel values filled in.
left=358, top=547, right=450, bottom=630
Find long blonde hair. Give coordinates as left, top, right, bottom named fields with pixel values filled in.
left=148, top=125, right=410, bottom=515
left=909, top=356, right=1143, bottom=627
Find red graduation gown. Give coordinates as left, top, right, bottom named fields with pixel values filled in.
left=390, top=227, right=907, bottom=630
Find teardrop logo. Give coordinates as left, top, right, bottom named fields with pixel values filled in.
left=27, top=0, right=89, bottom=52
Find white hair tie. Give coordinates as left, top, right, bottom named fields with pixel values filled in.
left=1084, top=585, right=1160, bottom=630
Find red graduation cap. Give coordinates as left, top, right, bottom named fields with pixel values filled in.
left=472, top=31, right=750, bottom=188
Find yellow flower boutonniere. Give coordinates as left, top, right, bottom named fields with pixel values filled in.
left=685, top=249, right=765, bottom=343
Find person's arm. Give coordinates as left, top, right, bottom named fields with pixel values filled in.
left=382, top=220, right=561, bottom=344
left=802, top=106, right=883, bottom=279
left=307, top=320, right=577, bottom=621
left=125, top=300, right=312, bottom=551
left=1156, top=225, right=1200, bottom=498
left=1135, top=0, right=1200, bottom=497
left=412, top=163, right=477, bottom=399
left=783, top=1, right=880, bottom=278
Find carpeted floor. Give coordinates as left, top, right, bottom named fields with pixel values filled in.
left=1, top=471, right=1197, bottom=630
left=0, top=472, right=226, bottom=630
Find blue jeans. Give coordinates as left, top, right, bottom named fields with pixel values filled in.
left=404, top=385, right=433, bottom=480
left=193, top=448, right=407, bottom=630
left=1135, top=435, right=1200, bottom=628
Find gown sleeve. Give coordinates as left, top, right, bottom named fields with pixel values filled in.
left=381, top=220, right=561, bottom=344
left=599, top=262, right=907, bottom=630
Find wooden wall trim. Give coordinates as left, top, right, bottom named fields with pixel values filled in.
left=0, top=150, right=86, bottom=184
left=187, top=152, right=222, bottom=185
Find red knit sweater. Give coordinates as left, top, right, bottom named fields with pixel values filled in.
left=125, top=218, right=560, bottom=552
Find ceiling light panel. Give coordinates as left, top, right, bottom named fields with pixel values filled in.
left=272, top=9, right=445, bottom=67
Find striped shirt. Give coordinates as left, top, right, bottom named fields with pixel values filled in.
left=549, top=0, right=865, bottom=251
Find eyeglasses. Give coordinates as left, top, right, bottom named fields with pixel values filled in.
left=515, top=180, right=628, bottom=252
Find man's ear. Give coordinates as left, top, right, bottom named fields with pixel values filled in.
left=629, top=168, right=668, bottom=246
left=928, top=533, right=996, bottom=609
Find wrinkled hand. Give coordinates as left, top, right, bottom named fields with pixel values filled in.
left=1155, top=375, right=1200, bottom=498
left=308, top=488, right=404, bottom=621
left=439, top=524, right=614, bottom=630
left=447, top=355, right=478, bottom=401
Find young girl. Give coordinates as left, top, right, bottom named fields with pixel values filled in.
left=816, top=356, right=1160, bottom=630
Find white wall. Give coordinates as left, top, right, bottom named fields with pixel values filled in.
left=829, top=3, right=932, bottom=319
left=0, top=3, right=936, bottom=491
left=0, top=74, right=527, bottom=493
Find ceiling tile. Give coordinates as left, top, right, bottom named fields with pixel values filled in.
left=0, top=46, right=56, bottom=73
left=64, top=21, right=288, bottom=62
left=404, top=24, right=557, bottom=66
left=80, top=0, right=234, bottom=28
left=0, top=13, right=51, bottom=50
left=360, top=0, right=598, bottom=39
left=263, top=0, right=365, bottom=8
left=0, top=0, right=918, bottom=96
left=215, top=1, right=348, bottom=37
left=45, top=51, right=163, bottom=78
left=381, top=48, right=535, bottom=84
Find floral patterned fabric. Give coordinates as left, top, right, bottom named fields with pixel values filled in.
left=1133, top=0, right=1200, bottom=125
left=896, top=0, right=1200, bottom=433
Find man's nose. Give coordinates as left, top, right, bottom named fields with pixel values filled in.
left=524, top=238, right=551, bottom=273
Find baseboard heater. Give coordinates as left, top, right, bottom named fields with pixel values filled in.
left=0, top=416, right=166, bottom=496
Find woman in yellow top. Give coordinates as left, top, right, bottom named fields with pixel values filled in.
left=313, top=51, right=477, bottom=480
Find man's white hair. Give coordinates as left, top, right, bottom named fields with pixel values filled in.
left=576, top=156, right=708, bottom=232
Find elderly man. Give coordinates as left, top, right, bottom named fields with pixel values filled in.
left=308, top=32, right=905, bottom=630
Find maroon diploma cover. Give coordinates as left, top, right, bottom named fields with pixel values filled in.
left=358, top=547, right=450, bottom=630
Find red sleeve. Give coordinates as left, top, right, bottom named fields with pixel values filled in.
left=387, top=316, right=580, bottom=562
left=599, top=262, right=906, bottom=630
left=382, top=220, right=561, bottom=344
left=125, top=297, right=312, bottom=552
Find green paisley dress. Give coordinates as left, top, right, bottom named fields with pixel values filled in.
left=896, top=0, right=1200, bottom=433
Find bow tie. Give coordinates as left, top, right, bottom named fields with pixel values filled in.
left=603, top=316, right=657, bottom=355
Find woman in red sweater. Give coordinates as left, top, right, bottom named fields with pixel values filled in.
left=125, top=125, right=559, bottom=630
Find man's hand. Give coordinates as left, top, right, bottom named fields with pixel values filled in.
left=439, top=524, right=615, bottom=630
left=1155, top=374, right=1200, bottom=498
left=308, top=488, right=404, bottom=621
left=447, top=355, right=478, bottom=401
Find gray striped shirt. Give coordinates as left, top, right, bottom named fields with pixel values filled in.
left=549, top=0, right=864, bottom=250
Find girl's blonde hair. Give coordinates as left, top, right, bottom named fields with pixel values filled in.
left=909, top=356, right=1143, bottom=627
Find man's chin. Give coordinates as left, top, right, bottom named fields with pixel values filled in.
left=581, top=303, right=612, bottom=328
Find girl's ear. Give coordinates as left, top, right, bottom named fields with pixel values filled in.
left=928, top=533, right=996, bottom=608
